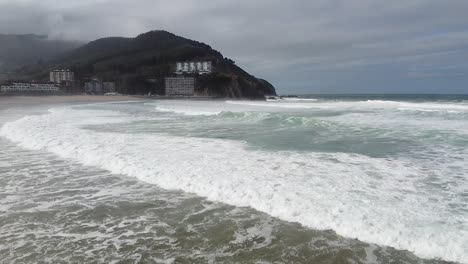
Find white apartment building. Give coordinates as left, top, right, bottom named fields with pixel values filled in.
left=1, top=82, right=59, bottom=94
left=176, top=61, right=212, bottom=74
left=50, top=69, right=75, bottom=84
left=165, top=77, right=195, bottom=96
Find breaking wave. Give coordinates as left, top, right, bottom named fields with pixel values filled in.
left=1, top=104, right=467, bottom=263
left=225, top=99, right=468, bottom=113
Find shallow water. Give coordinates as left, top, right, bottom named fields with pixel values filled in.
left=0, top=96, right=466, bottom=263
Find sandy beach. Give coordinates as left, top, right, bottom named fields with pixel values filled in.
left=0, top=95, right=144, bottom=110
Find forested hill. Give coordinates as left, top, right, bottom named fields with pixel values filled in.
left=16, top=30, right=276, bottom=98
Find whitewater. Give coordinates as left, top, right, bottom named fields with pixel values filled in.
left=1, top=97, right=467, bottom=263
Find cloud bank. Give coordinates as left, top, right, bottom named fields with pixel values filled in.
left=1, top=0, right=467, bottom=94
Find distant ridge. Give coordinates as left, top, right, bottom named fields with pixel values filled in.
left=14, top=30, right=276, bottom=98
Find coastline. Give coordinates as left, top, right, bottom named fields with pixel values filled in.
left=0, top=95, right=144, bottom=110
left=0, top=96, right=464, bottom=263
left=0, top=95, right=269, bottom=111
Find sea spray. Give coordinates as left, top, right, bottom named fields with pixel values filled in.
left=1, top=101, right=466, bottom=263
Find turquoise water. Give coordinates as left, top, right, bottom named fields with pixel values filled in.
left=0, top=96, right=466, bottom=263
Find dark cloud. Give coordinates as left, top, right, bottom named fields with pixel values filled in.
left=1, top=0, right=467, bottom=94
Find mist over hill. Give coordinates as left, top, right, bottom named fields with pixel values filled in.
left=13, top=30, right=276, bottom=98
left=0, top=34, right=80, bottom=70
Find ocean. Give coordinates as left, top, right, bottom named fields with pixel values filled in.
left=0, top=95, right=467, bottom=263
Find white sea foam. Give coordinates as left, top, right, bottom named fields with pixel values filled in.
left=153, top=102, right=223, bottom=116
left=226, top=100, right=318, bottom=109
left=266, top=97, right=319, bottom=102
left=152, top=100, right=281, bottom=115
left=1, top=105, right=467, bottom=263
left=226, top=99, right=468, bottom=113
left=155, top=106, right=220, bottom=116
left=365, top=100, right=468, bottom=112
left=282, top=98, right=319, bottom=102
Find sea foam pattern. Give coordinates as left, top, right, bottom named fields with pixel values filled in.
left=1, top=102, right=467, bottom=263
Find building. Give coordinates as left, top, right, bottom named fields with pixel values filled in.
left=202, top=61, right=212, bottom=73
left=85, top=79, right=116, bottom=94
left=58, top=80, right=80, bottom=94
left=103, top=82, right=116, bottom=93
left=165, top=77, right=195, bottom=96
left=1, top=82, right=59, bottom=94
left=84, top=79, right=103, bottom=94
left=175, top=61, right=212, bottom=74
left=50, top=69, right=75, bottom=84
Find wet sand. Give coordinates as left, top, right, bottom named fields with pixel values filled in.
left=0, top=95, right=143, bottom=110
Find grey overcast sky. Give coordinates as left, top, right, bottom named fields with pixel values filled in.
left=1, top=0, right=468, bottom=94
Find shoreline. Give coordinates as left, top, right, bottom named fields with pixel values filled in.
left=0, top=95, right=145, bottom=110
left=0, top=95, right=463, bottom=264
left=0, top=95, right=268, bottom=111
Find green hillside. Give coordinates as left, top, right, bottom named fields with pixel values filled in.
left=15, top=30, right=276, bottom=98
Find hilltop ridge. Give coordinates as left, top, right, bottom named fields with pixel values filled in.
left=13, top=30, right=276, bottom=98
